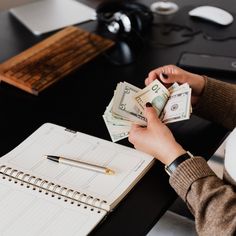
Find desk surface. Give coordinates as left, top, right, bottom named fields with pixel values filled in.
left=0, top=0, right=235, bottom=235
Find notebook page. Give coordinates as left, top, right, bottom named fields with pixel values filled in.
left=0, top=123, right=154, bottom=210
left=0, top=176, right=106, bottom=236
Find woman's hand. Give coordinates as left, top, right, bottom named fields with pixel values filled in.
left=145, top=65, right=206, bottom=105
left=128, top=103, right=186, bottom=165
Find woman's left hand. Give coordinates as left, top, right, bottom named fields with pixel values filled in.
left=128, top=104, right=186, bottom=165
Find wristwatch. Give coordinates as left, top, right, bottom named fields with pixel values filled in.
left=165, top=151, right=193, bottom=176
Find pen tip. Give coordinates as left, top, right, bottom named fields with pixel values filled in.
left=106, top=169, right=115, bottom=175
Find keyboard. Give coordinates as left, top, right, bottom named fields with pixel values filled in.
left=0, top=26, right=114, bottom=95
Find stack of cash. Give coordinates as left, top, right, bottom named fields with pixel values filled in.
left=103, top=80, right=192, bottom=142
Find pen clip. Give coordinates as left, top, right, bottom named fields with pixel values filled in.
left=65, top=128, right=76, bottom=134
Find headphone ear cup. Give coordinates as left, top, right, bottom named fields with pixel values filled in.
left=95, top=2, right=153, bottom=65
left=127, top=11, right=143, bottom=33
left=96, top=2, right=153, bottom=36
left=113, top=12, right=132, bottom=33
left=132, top=4, right=154, bottom=32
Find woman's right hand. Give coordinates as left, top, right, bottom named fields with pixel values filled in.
left=145, top=65, right=206, bottom=105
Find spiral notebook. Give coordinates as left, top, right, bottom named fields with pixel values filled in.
left=0, top=123, right=154, bottom=235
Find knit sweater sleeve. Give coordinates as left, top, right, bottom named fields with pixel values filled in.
left=169, top=157, right=236, bottom=235
left=194, top=77, right=236, bottom=130
left=169, top=78, right=236, bottom=235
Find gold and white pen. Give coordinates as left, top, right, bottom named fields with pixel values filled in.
left=45, top=155, right=115, bottom=175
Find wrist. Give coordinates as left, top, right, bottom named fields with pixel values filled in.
left=185, top=72, right=206, bottom=96
left=165, top=146, right=186, bottom=166
left=193, top=74, right=206, bottom=96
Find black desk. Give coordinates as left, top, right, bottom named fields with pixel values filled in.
left=0, top=0, right=234, bottom=235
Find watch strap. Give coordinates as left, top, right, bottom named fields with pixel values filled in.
left=165, top=151, right=193, bottom=176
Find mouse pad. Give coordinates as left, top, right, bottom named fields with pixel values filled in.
left=148, top=6, right=236, bottom=46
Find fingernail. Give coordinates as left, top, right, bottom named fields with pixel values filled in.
left=162, top=73, right=168, bottom=79
left=146, top=102, right=152, bottom=107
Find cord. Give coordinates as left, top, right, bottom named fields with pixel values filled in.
left=87, top=31, right=131, bottom=66
left=87, top=18, right=236, bottom=65
left=148, top=17, right=236, bottom=47
left=147, top=22, right=197, bottom=47
left=202, top=34, right=236, bottom=42
left=88, top=27, right=146, bottom=66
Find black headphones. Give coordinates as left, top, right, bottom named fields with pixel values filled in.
left=96, top=2, right=153, bottom=37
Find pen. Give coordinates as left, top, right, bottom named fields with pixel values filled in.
left=45, top=155, right=115, bottom=175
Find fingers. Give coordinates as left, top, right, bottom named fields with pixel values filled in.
left=129, top=123, right=145, bottom=136
left=145, top=69, right=162, bottom=86
left=130, top=123, right=142, bottom=131
left=128, top=123, right=145, bottom=144
left=145, top=103, right=162, bottom=127
left=129, top=104, right=160, bottom=142
left=145, top=65, right=187, bottom=86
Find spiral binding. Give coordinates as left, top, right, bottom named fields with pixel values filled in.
left=0, top=165, right=109, bottom=213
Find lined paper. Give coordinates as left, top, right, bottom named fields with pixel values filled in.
left=0, top=178, right=106, bottom=236
left=0, top=123, right=154, bottom=209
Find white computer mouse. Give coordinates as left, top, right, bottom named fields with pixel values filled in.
left=189, top=6, right=234, bottom=26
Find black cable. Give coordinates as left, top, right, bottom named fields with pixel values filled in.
left=147, top=22, right=197, bottom=47
left=202, top=34, right=236, bottom=42
left=87, top=18, right=236, bottom=65
left=87, top=26, right=146, bottom=66
left=87, top=30, right=132, bottom=66
left=148, top=20, right=236, bottom=47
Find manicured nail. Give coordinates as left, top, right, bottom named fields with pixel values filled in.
left=162, top=73, right=168, bottom=79
left=146, top=102, right=152, bottom=107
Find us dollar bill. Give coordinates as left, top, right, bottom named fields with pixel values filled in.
left=104, top=97, right=133, bottom=126
left=112, top=82, right=147, bottom=125
left=103, top=83, right=141, bottom=142
left=134, top=80, right=170, bottom=116
left=103, top=114, right=130, bottom=142
left=161, top=88, right=192, bottom=123
left=103, top=80, right=192, bottom=142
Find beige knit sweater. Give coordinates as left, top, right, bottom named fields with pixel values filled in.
left=169, top=77, right=236, bottom=236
